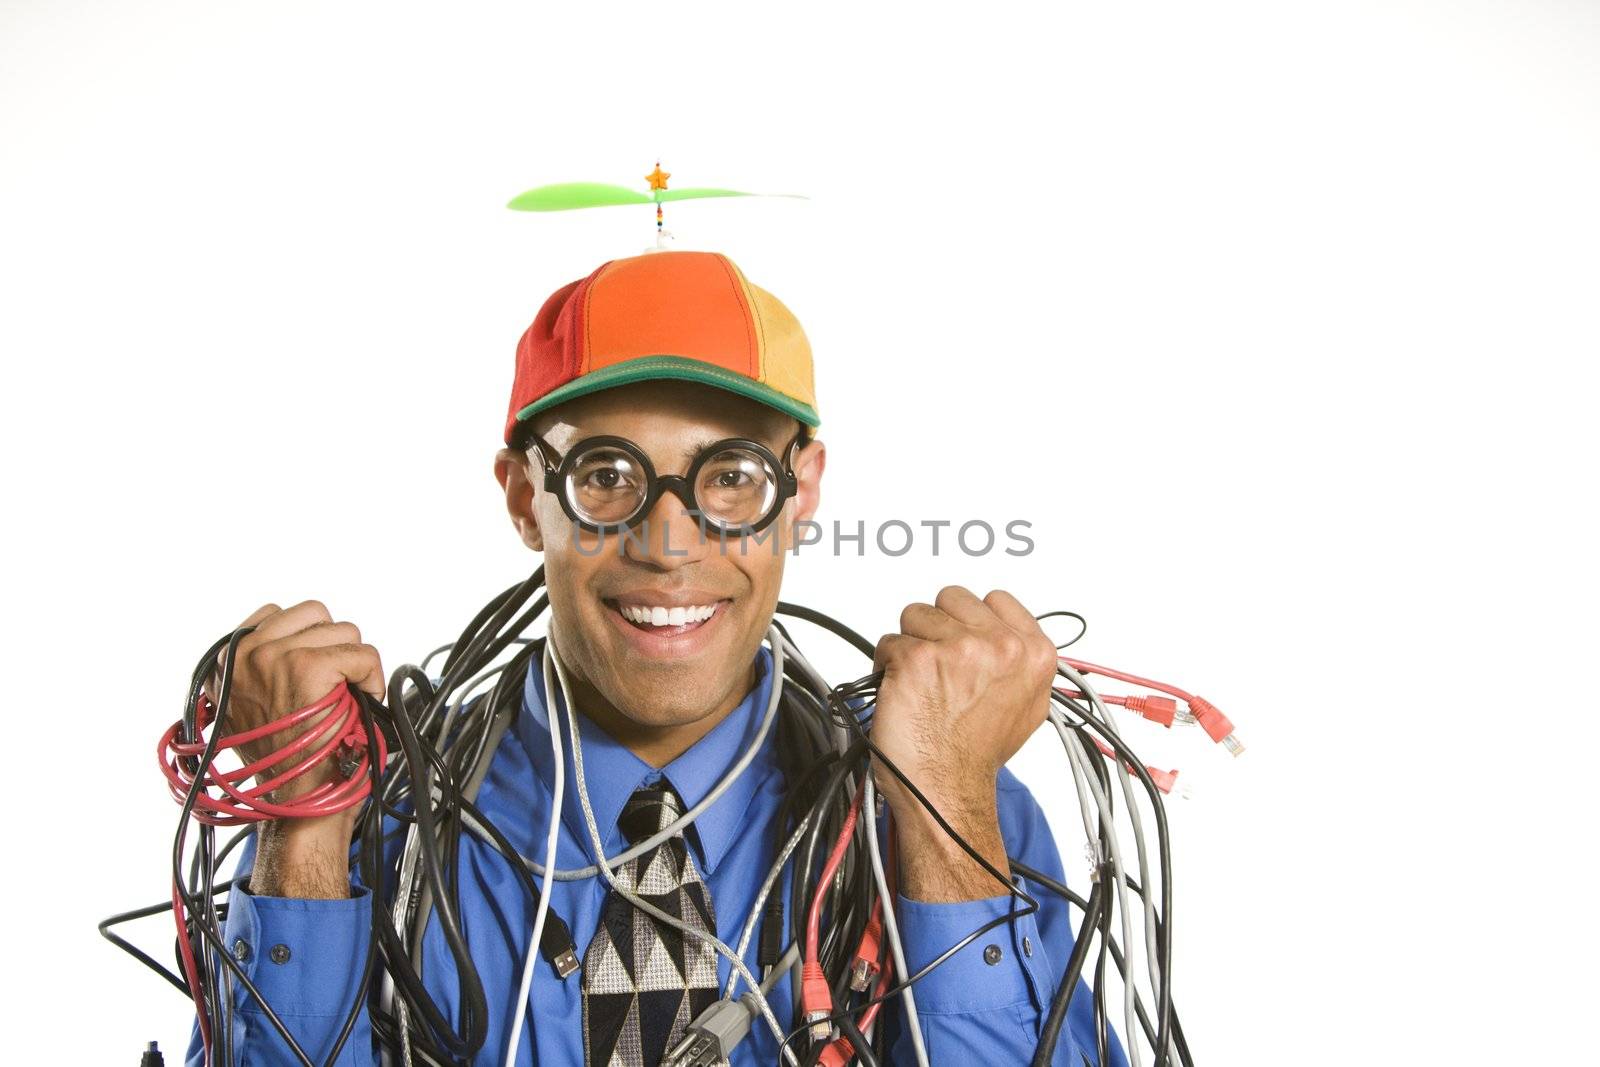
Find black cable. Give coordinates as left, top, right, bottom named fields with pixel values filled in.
left=836, top=1012, right=882, bottom=1067
left=1029, top=872, right=1108, bottom=1066
left=1013, top=861, right=1193, bottom=1067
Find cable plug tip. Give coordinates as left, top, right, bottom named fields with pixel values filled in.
left=848, top=956, right=879, bottom=993
left=801, top=961, right=834, bottom=1043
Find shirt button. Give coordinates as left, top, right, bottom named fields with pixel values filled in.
left=983, top=944, right=1003, bottom=965
left=231, top=939, right=251, bottom=962
left=1023, top=936, right=1034, bottom=957
left=269, top=944, right=292, bottom=965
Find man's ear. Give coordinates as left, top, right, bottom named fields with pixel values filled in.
left=792, top=438, right=826, bottom=525
left=494, top=448, right=545, bottom=553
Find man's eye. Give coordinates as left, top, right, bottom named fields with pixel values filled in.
left=575, top=463, right=638, bottom=495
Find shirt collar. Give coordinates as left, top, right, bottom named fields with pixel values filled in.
left=514, top=644, right=780, bottom=876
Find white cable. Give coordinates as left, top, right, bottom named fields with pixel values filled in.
left=864, top=777, right=931, bottom=1067
left=501, top=648, right=567, bottom=1066
left=1050, top=706, right=1142, bottom=1067
left=548, top=623, right=801, bottom=1067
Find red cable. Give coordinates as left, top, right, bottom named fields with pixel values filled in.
left=808, top=782, right=866, bottom=963
left=1060, top=657, right=1195, bottom=702
left=158, top=682, right=385, bottom=825
left=1059, top=657, right=1243, bottom=753
left=801, top=781, right=867, bottom=1039
left=822, top=820, right=897, bottom=1067
left=172, top=819, right=211, bottom=1057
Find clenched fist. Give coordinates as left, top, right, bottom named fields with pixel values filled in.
left=871, top=586, right=1059, bottom=902
left=203, top=600, right=385, bottom=898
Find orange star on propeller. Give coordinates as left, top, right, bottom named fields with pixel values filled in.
left=645, top=163, right=671, bottom=190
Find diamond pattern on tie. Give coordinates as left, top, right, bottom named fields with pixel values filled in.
left=582, top=783, right=719, bottom=1067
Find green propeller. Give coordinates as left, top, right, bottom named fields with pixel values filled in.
left=507, top=181, right=805, bottom=212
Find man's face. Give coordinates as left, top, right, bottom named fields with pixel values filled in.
left=495, top=380, right=825, bottom=733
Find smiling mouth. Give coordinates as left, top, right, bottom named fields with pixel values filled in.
left=604, top=598, right=730, bottom=637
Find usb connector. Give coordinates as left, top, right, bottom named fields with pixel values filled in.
left=663, top=998, right=757, bottom=1067
left=539, top=911, right=580, bottom=979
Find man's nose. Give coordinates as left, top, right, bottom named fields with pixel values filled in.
left=621, top=484, right=710, bottom=569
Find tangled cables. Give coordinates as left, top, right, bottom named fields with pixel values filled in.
left=102, top=567, right=1233, bottom=1067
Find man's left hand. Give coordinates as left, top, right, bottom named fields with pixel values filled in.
left=871, top=586, right=1059, bottom=902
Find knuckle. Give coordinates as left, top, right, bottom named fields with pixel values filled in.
left=321, top=620, right=359, bottom=643
left=985, top=588, right=1024, bottom=613
left=299, top=599, right=331, bottom=621
left=898, top=602, right=927, bottom=631
left=934, top=584, right=969, bottom=606
left=904, top=641, right=937, bottom=671
left=954, top=634, right=986, bottom=665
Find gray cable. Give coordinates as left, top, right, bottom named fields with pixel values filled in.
left=1049, top=705, right=1142, bottom=1067
left=1058, top=663, right=1165, bottom=1017
left=725, top=814, right=813, bottom=1000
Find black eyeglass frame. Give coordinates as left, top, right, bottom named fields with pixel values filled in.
left=525, top=429, right=807, bottom=536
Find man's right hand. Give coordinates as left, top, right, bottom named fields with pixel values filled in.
left=204, top=600, right=386, bottom=899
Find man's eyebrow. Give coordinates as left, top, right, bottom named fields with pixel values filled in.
left=681, top=439, right=724, bottom=463
left=680, top=433, right=779, bottom=463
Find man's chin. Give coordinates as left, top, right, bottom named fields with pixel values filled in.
left=576, top=681, right=726, bottom=733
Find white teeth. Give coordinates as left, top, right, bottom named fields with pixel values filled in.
left=618, top=603, right=719, bottom=626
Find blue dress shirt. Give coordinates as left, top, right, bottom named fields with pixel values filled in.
left=194, top=647, right=1127, bottom=1065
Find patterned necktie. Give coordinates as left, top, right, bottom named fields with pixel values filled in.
left=582, top=783, right=720, bottom=1067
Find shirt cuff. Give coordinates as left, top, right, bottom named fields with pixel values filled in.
left=221, top=875, right=373, bottom=1016
left=895, top=891, right=1048, bottom=1014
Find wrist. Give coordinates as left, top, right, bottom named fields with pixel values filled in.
left=249, top=813, right=357, bottom=899
left=888, top=780, right=1010, bottom=903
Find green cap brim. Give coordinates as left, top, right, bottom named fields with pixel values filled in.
left=513, top=355, right=821, bottom=430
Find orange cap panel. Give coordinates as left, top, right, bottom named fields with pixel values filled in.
left=581, top=252, right=758, bottom=378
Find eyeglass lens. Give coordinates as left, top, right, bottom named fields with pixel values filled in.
left=563, top=444, right=781, bottom=529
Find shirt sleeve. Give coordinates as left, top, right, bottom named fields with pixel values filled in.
left=885, top=771, right=1130, bottom=1067
left=184, top=877, right=376, bottom=1067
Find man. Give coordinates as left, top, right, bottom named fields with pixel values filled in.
left=194, top=250, right=1125, bottom=1065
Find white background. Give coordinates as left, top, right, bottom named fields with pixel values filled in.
left=3, top=1, right=1597, bottom=1063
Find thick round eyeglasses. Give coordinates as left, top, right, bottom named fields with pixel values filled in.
left=526, top=429, right=805, bottom=536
